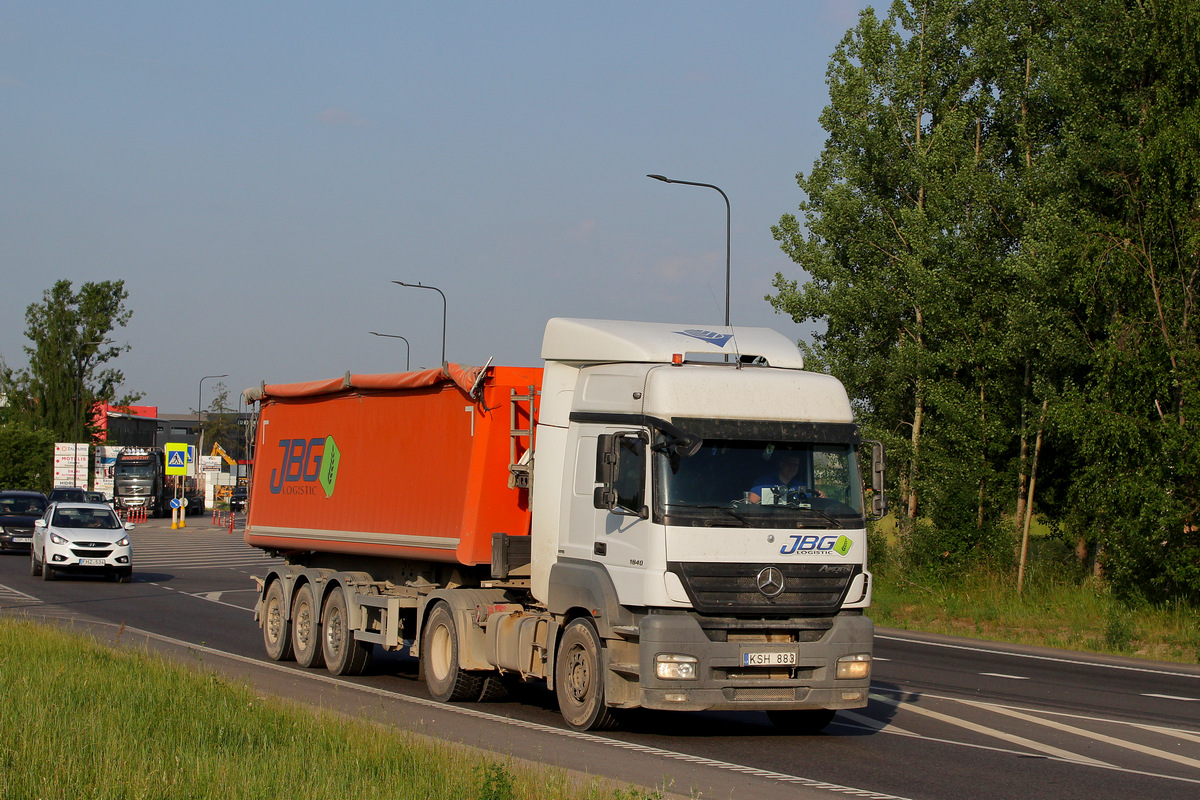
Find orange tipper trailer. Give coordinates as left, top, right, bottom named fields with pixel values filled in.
left=243, top=318, right=886, bottom=733
left=244, top=363, right=542, bottom=567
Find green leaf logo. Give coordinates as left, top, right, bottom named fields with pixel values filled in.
left=319, top=436, right=340, bottom=498
left=834, top=535, right=853, bottom=556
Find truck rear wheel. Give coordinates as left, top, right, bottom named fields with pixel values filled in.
left=292, top=583, right=325, bottom=668
left=767, top=709, right=836, bottom=734
left=262, top=580, right=294, bottom=661
left=321, top=586, right=371, bottom=676
left=555, top=618, right=618, bottom=731
left=422, top=602, right=484, bottom=702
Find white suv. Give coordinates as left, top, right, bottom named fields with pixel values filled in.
left=31, top=502, right=134, bottom=583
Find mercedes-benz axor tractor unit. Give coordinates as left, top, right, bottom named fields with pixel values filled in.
left=243, top=318, right=885, bottom=731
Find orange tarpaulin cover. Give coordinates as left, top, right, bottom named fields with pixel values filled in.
left=255, top=363, right=484, bottom=400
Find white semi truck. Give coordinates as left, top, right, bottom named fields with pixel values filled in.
left=245, top=318, right=885, bottom=731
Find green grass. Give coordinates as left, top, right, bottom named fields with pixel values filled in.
left=870, top=564, right=1200, bottom=664
left=0, top=617, right=663, bottom=800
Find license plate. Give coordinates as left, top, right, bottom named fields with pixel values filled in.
left=80, top=558, right=106, bottom=567
left=742, top=651, right=797, bottom=667
left=12, top=537, right=31, bottom=543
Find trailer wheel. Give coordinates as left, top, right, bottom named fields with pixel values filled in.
left=292, top=583, right=325, bottom=668
left=262, top=580, right=294, bottom=661
left=421, top=602, right=484, bottom=702
left=555, top=618, right=618, bottom=731
left=321, top=587, right=371, bottom=676
left=767, top=709, right=836, bottom=734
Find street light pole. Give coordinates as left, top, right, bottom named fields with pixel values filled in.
left=392, top=282, right=447, bottom=366
left=369, top=331, right=411, bottom=371
left=198, top=373, right=229, bottom=463
left=647, top=174, right=731, bottom=328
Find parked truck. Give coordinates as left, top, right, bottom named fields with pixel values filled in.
left=244, top=318, right=885, bottom=731
left=113, top=446, right=204, bottom=517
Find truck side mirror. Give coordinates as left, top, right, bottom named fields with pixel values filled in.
left=593, top=431, right=648, bottom=518
left=865, top=439, right=888, bottom=519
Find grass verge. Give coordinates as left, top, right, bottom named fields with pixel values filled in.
left=871, top=566, right=1200, bottom=664
left=0, top=617, right=662, bottom=800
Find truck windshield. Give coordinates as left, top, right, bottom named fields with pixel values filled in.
left=116, top=464, right=154, bottom=478
left=655, top=438, right=864, bottom=528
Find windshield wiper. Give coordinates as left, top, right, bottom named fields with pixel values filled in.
left=663, top=503, right=752, bottom=527
left=779, top=505, right=845, bottom=528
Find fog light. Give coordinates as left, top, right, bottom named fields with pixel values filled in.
left=655, top=654, right=698, bottom=680
left=663, top=693, right=688, bottom=703
left=836, top=653, right=871, bottom=680
left=841, top=691, right=863, bottom=702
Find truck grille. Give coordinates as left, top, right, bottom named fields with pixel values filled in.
left=667, top=562, right=860, bottom=615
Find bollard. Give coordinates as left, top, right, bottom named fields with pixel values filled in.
left=228, top=510, right=235, bottom=535
left=212, top=507, right=218, bottom=525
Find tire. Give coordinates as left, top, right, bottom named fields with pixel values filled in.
left=291, top=583, right=325, bottom=668
left=41, top=551, right=55, bottom=582
left=115, top=568, right=132, bottom=584
left=421, top=602, right=484, bottom=702
left=767, top=708, right=836, bottom=734
left=30, top=546, right=41, bottom=577
left=555, top=618, right=618, bottom=731
left=321, top=587, right=371, bottom=676
left=262, top=580, right=294, bottom=661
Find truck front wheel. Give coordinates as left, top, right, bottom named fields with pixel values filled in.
left=555, top=618, right=618, bottom=731
left=321, top=587, right=371, bottom=676
left=262, top=580, right=294, bottom=661
left=421, top=602, right=484, bottom=702
left=292, top=583, right=325, bottom=668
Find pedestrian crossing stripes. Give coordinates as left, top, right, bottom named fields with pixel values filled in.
left=129, top=525, right=282, bottom=571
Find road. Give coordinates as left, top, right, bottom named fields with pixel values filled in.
left=2, top=515, right=1198, bottom=800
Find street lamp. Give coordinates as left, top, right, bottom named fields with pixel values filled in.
left=198, top=373, right=228, bottom=461
left=647, top=174, right=732, bottom=328
left=392, top=281, right=447, bottom=367
left=369, top=331, right=411, bottom=371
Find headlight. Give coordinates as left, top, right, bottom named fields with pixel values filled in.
left=655, top=654, right=698, bottom=680
left=117, top=536, right=130, bottom=547
left=836, top=653, right=871, bottom=680
left=49, top=532, right=69, bottom=545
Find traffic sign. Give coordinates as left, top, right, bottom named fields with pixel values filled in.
left=165, top=443, right=188, bottom=476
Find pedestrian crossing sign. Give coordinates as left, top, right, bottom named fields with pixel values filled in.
left=165, top=443, right=188, bottom=476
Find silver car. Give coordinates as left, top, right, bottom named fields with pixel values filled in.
left=31, top=502, right=134, bottom=583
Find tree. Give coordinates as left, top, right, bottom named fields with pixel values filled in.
left=771, top=0, right=1040, bottom=559
left=199, top=382, right=241, bottom=458
left=0, top=279, right=140, bottom=442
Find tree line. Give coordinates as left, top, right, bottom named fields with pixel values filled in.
left=770, top=0, right=1200, bottom=601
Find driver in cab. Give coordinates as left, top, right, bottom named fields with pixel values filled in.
left=747, top=446, right=824, bottom=504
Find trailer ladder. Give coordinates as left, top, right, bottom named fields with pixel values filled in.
left=508, top=385, right=537, bottom=489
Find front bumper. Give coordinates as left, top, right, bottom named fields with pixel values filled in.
left=630, top=611, right=873, bottom=712
left=0, top=528, right=34, bottom=551
left=45, top=540, right=132, bottom=574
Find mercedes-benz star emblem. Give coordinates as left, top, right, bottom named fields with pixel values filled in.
left=756, top=566, right=785, bottom=598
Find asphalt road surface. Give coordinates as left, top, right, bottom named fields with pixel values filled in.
left=2, top=515, right=1198, bottom=800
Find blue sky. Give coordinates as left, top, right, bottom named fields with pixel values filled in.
left=1, top=1, right=871, bottom=413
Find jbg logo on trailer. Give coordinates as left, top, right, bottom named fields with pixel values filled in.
left=779, top=534, right=853, bottom=556
left=269, top=436, right=340, bottom=498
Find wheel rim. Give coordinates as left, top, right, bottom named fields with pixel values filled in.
left=265, top=596, right=283, bottom=645
left=295, top=600, right=313, bottom=650
left=429, top=623, right=452, bottom=682
left=564, top=643, right=592, bottom=704
left=324, top=605, right=344, bottom=660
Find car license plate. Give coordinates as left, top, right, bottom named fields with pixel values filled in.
left=742, top=651, right=797, bottom=667
left=80, top=558, right=106, bottom=567
left=13, top=537, right=31, bottom=543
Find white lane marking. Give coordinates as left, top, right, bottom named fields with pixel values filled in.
left=1143, top=693, right=1200, bottom=702
left=0, top=582, right=41, bottom=602
left=980, top=673, right=1029, bottom=680
left=957, top=697, right=1200, bottom=772
left=870, top=692, right=1110, bottom=766
left=204, top=592, right=223, bottom=603
left=837, top=710, right=918, bottom=736
left=876, top=632, right=1200, bottom=680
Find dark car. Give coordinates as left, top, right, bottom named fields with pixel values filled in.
left=47, top=487, right=87, bottom=503
left=229, top=486, right=248, bottom=512
left=0, top=490, right=49, bottom=552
